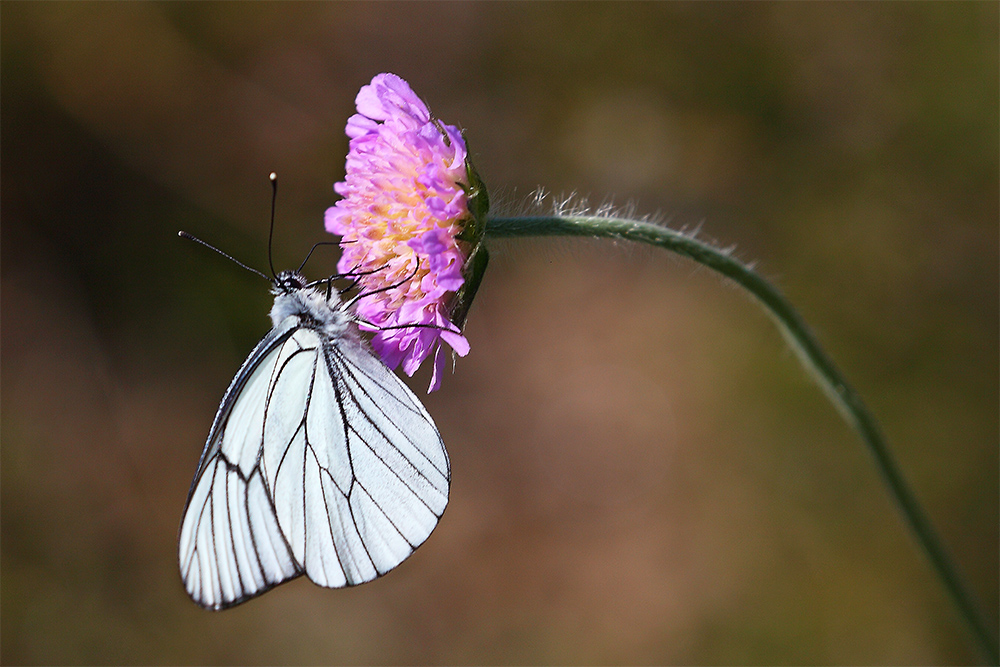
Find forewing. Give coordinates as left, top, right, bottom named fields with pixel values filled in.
left=263, top=331, right=450, bottom=588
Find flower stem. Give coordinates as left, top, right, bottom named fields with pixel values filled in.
left=486, top=214, right=999, bottom=664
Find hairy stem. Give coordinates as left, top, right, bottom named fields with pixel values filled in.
left=486, top=214, right=998, bottom=664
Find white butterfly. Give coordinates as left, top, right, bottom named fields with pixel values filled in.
left=178, top=270, right=450, bottom=610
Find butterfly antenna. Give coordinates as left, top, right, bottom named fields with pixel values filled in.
left=178, top=231, right=271, bottom=282
left=267, top=172, right=278, bottom=279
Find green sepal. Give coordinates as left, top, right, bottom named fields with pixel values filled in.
left=448, top=133, right=491, bottom=330
left=457, top=132, right=489, bottom=246
left=449, top=242, right=488, bottom=331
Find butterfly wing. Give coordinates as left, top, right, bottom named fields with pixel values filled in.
left=178, top=320, right=304, bottom=609
left=271, top=331, right=450, bottom=590
left=179, top=320, right=450, bottom=610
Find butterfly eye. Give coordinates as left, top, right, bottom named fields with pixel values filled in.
left=275, top=271, right=306, bottom=292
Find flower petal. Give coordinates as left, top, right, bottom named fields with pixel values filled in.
left=328, top=74, right=475, bottom=391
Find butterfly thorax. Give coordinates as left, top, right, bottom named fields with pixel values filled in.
left=269, top=270, right=350, bottom=337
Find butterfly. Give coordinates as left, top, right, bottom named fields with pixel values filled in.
left=178, top=265, right=450, bottom=610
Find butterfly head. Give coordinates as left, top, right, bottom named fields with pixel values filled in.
left=272, top=270, right=307, bottom=295
left=269, top=270, right=348, bottom=335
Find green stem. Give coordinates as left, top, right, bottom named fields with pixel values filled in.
left=486, top=214, right=998, bottom=664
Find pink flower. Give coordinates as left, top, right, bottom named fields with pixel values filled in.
left=326, top=73, right=479, bottom=392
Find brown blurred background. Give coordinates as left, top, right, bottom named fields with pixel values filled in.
left=2, top=3, right=997, bottom=664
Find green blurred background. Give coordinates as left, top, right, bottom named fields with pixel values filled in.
left=2, top=2, right=997, bottom=664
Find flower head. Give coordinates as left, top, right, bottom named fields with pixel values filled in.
left=326, top=73, right=487, bottom=392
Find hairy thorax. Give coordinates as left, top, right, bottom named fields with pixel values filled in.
left=268, top=271, right=351, bottom=338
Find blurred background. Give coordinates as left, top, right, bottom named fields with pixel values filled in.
left=2, top=3, right=997, bottom=664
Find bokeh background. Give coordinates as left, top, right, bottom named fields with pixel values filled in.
left=2, top=3, right=997, bottom=664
